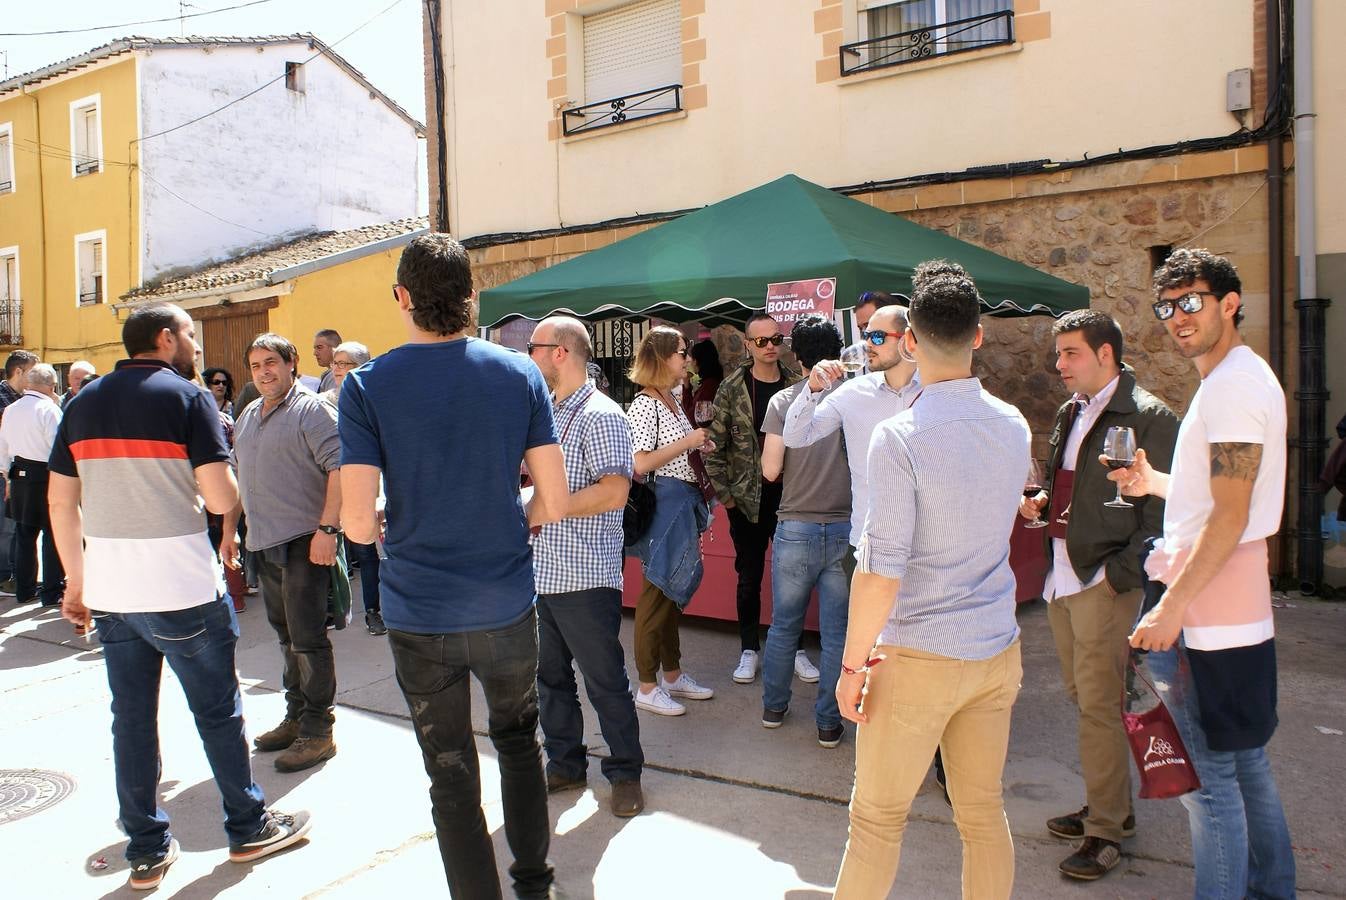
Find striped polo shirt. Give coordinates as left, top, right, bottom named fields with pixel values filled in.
left=49, top=358, right=230, bottom=613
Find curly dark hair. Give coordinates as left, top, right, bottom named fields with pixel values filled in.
left=789, top=314, right=843, bottom=370
left=202, top=367, right=235, bottom=402
left=910, top=271, right=981, bottom=351
left=1152, top=247, right=1244, bottom=327
left=1052, top=309, right=1125, bottom=367
left=912, top=259, right=968, bottom=292
left=397, top=233, right=474, bottom=337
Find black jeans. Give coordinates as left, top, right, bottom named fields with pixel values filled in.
left=388, top=608, right=553, bottom=900
left=726, top=481, right=782, bottom=652
left=257, top=533, right=336, bottom=738
left=537, top=588, right=643, bottom=784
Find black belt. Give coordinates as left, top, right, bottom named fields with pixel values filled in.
left=9, top=457, right=49, bottom=480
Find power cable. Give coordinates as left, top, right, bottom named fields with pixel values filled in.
left=137, top=0, right=408, bottom=143
left=0, top=0, right=283, bottom=37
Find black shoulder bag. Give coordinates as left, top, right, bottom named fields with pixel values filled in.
left=623, top=397, right=660, bottom=546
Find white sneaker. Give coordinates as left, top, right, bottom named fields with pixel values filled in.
left=732, top=650, right=759, bottom=684
left=634, top=686, right=686, bottom=716
left=664, top=672, right=714, bottom=700
left=794, top=651, right=820, bottom=683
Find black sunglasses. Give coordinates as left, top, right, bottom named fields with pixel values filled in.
left=526, top=342, right=566, bottom=354
left=1152, top=291, right=1219, bottom=321
left=208, top=379, right=228, bottom=386
left=748, top=334, right=784, bottom=348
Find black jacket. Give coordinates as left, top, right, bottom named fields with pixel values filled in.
left=1043, top=367, right=1180, bottom=594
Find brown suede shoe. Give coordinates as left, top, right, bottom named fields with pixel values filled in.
left=253, top=718, right=301, bottom=752
left=1047, top=805, right=1136, bottom=840
left=1059, top=836, right=1122, bottom=880
left=610, top=780, right=644, bottom=818
left=274, top=735, right=337, bottom=772
left=546, top=771, right=586, bottom=794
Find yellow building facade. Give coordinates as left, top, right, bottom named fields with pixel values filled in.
left=0, top=57, right=139, bottom=375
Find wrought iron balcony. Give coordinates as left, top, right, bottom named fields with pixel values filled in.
left=0, top=180, right=12, bottom=193
left=74, top=158, right=99, bottom=175
left=562, top=85, right=682, bottom=137
left=79, top=290, right=101, bottom=305
left=0, top=299, right=22, bottom=346
left=840, top=10, right=1014, bottom=77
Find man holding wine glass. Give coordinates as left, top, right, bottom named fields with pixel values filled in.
left=1105, top=249, right=1295, bottom=898
left=1018, top=309, right=1177, bottom=881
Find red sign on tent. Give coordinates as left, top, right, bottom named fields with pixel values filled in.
left=765, top=277, right=836, bottom=333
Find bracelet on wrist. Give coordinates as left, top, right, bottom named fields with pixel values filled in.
left=840, top=654, right=886, bottom=676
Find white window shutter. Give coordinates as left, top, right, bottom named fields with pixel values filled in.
left=583, top=0, right=682, bottom=104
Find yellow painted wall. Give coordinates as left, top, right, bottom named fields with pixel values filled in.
left=266, top=246, right=411, bottom=380
left=35, top=58, right=140, bottom=372
left=0, top=90, right=46, bottom=350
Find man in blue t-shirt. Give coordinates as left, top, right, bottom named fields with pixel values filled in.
left=339, top=233, right=568, bottom=900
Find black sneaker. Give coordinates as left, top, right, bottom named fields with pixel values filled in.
left=817, top=724, right=844, bottom=748
left=1047, top=805, right=1136, bottom=840
left=1059, top=836, right=1122, bottom=880
left=128, top=838, right=179, bottom=891
left=761, top=707, right=787, bottom=729
left=229, top=809, right=313, bottom=863
left=365, top=610, right=387, bottom=636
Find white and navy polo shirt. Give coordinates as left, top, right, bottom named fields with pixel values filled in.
left=49, top=358, right=231, bottom=613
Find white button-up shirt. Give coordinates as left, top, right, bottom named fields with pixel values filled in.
left=1044, top=374, right=1120, bottom=601
left=782, top=370, right=921, bottom=546
left=0, top=390, right=62, bottom=472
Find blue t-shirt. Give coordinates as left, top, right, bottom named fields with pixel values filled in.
left=338, top=338, right=558, bottom=633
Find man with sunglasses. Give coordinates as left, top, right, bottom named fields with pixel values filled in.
left=1019, top=309, right=1178, bottom=881
left=704, top=312, right=802, bottom=685
left=1107, top=248, right=1294, bottom=898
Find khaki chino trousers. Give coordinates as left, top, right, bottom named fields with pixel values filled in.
left=1047, top=580, right=1143, bottom=842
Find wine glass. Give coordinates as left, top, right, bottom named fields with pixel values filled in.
left=693, top=400, right=714, bottom=429
left=1023, top=459, right=1048, bottom=529
left=839, top=344, right=866, bottom=378
left=1103, top=426, right=1137, bottom=509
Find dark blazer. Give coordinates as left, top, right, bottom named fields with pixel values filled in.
left=1043, top=366, right=1180, bottom=594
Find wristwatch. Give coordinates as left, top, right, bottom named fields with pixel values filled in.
left=317, top=524, right=342, bottom=535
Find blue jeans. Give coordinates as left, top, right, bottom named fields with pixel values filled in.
left=348, top=540, right=381, bottom=612
left=762, top=520, right=850, bottom=729
left=537, top=588, right=643, bottom=784
left=387, top=608, right=553, bottom=899
left=92, top=597, right=268, bottom=860
left=1146, top=643, right=1295, bottom=899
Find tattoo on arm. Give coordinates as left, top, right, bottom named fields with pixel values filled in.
left=1210, top=442, right=1263, bottom=481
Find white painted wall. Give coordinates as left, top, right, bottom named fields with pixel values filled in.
left=444, top=0, right=1254, bottom=237
left=138, top=43, right=420, bottom=281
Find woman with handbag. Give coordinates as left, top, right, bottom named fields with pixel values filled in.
left=627, top=326, right=716, bottom=716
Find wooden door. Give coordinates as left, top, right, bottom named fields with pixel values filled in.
left=197, top=299, right=276, bottom=379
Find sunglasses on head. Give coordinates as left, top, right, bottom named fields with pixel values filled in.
left=860, top=329, right=905, bottom=346
left=1152, top=291, right=1219, bottom=321
left=748, top=334, right=784, bottom=348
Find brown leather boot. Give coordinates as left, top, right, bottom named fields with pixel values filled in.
left=253, top=719, right=300, bottom=752
left=274, top=735, right=337, bottom=773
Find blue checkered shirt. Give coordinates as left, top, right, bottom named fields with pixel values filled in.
left=532, top=383, right=633, bottom=595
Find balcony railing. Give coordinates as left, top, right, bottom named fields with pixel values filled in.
left=0, top=180, right=12, bottom=193
left=79, top=290, right=102, bottom=305
left=562, top=85, right=682, bottom=137
left=840, top=10, right=1014, bottom=77
left=75, top=157, right=99, bottom=175
left=0, top=299, right=22, bottom=346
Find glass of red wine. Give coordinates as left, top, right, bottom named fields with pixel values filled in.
left=1103, top=426, right=1137, bottom=509
left=1023, top=458, right=1048, bottom=528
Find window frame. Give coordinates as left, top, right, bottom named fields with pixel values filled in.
left=74, top=229, right=107, bottom=307
left=69, top=93, right=103, bottom=178
left=577, top=0, right=682, bottom=107
left=0, top=122, right=14, bottom=194
left=0, top=246, right=18, bottom=303
left=846, top=0, right=1015, bottom=76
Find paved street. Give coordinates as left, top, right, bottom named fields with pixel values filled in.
left=2, top=581, right=1343, bottom=899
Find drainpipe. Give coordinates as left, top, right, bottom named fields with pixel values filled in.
left=1293, top=0, right=1329, bottom=594
left=1266, top=0, right=1283, bottom=381
left=23, top=85, right=47, bottom=357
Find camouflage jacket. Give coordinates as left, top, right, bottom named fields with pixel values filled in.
left=704, top=362, right=801, bottom=522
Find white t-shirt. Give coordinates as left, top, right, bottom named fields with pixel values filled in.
left=627, top=392, right=698, bottom=483
left=1163, top=346, right=1286, bottom=551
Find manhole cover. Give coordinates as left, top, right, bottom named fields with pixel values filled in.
left=0, top=769, right=77, bottom=825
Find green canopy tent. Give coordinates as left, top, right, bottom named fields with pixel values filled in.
left=478, top=174, right=1089, bottom=328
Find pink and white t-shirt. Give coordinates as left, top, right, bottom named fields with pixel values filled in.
left=1148, top=345, right=1286, bottom=650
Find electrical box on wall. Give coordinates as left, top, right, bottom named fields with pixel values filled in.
left=1227, top=68, right=1252, bottom=113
